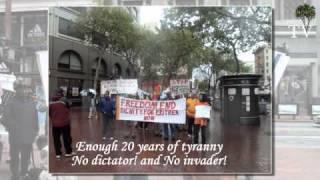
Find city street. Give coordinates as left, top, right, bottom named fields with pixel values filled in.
left=1, top=117, right=319, bottom=179
left=275, top=122, right=320, bottom=148
left=253, top=121, right=320, bottom=180
left=49, top=107, right=272, bottom=173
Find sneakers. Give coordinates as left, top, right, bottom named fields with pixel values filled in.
left=65, top=152, right=76, bottom=157
left=102, top=136, right=107, bottom=140
left=56, top=155, right=61, bottom=159
left=110, top=137, right=114, bottom=141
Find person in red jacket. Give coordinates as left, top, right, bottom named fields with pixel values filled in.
left=49, top=90, right=74, bottom=159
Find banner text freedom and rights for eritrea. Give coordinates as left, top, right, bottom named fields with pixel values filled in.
left=116, top=96, right=186, bottom=124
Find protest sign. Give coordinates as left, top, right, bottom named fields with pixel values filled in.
left=195, top=105, right=211, bottom=119
left=101, top=79, right=138, bottom=95
left=312, top=105, right=320, bottom=115
left=170, top=79, right=190, bottom=95
left=0, top=73, right=16, bottom=92
left=116, top=96, right=186, bottom=124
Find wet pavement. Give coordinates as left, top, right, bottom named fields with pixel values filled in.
left=49, top=107, right=272, bottom=174
left=0, top=121, right=318, bottom=179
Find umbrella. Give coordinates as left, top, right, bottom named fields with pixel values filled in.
left=88, top=89, right=97, bottom=95
left=80, top=89, right=97, bottom=96
left=80, top=89, right=88, bottom=96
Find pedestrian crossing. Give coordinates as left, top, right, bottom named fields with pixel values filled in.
left=275, top=122, right=320, bottom=148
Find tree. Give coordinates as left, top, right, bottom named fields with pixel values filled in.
left=156, top=27, right=202, bottom=87
left=162, top=7, right=271, bottom=74
left=75, top=7, right=143, bottom=118
left=76, top=7, right=143, bottom=89
left=140, top=30, right=161, bottom=81
left=296, top=3, right=316, bottom=35
left=194, top=47, right=251, bottom=92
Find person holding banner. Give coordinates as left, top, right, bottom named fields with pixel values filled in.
left=186, top=92, right=199, bottom=138
left=100, top=91, right=115, bottom=140
left=161, top=90, right=177, bottom=141
left=194, top=93, right=210, bottom=144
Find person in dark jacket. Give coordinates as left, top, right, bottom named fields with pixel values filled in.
left=2, top=83, right=38, bottom=180
left=100, top=91, right=115, bottom=140
left=49, top=90, right=74, bottom=159
left=161, top=90, right=176, bottom=141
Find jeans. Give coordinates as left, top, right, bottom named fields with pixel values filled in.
left=102, top=114, right=113, bottom=138
left=8, top=140, right=32, bottom=179
left=162, top=124, right=176, bottom=139
left=194, top=125, right=206, bottom=144
left=187, top=116, right=194, bottom=135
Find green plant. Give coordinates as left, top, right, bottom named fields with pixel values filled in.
left=295, top=3, right=316, bottom=34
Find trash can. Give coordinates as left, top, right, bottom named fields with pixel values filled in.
left=219, top=74, right=262, bottom=125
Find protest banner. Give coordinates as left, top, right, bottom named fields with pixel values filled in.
left=0, top=73, right=16, bottom=92
left=195, top=105, right=212, bottom=119
left=170, top=79, right=190, bottom=95
left=116, top=96, right=186, bottom=124
left=101, top=79, right=138, bottom=95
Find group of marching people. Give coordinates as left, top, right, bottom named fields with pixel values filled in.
left=156, top=89, right=210, bottom=144
left=48, top=87, right=211, bottom=161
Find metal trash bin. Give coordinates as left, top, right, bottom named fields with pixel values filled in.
left=219, top=74, right=262, bottom=125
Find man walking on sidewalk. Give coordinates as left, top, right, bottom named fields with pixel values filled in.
left=2, top=83, right=38, bottom=180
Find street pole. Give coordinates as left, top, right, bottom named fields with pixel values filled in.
left=5, top=0, right=12, bottom=42
left=89, top=44, right=105, bottom=119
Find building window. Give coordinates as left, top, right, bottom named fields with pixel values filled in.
left=222, top=0, right=252, bottom=5
left=126, top=68, right=131, bottom=77
left=57, top=78, right=83, bottom=99
left=175, top=0, right=197, bottom=5
left=92, top=58, right=107, bottom=76
left=103, top=0, right=114, bottom=5
left=58, top=51, right=82, bottom=72
left=113, top=63, right=122, bottom=78
left=277, top=0, right=312, bottom=20
left=58, top=18, right=84, bottom=40
left=120, top=0, right=144, bottom=5
left=146, top=0, right=152, bottom=5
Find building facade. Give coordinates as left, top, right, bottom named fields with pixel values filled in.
left=0, top=10, right=47, bottom=84
left=254, top=44, right=272, bottom=88
left=275, top=0, right=320, bottom=118
left=101, top=0, right=272, bottom=6
left=49, top=7, right=136, bottom=105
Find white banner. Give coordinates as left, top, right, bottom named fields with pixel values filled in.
left=101, top=80, right=117, bottom=94
left=101, top=79, right=138, bottom=95
left=116, top=96, right=186, bottom=124
left=274, top=51, right=290, bottom=90
left=36, top=51, right=49, bottom=105
left=0, top=73, right=16, bottom=92
left=278, top=104, right=297, bottom=115
left=195, top=105, right=211, bottom=119
left=170, top=79, right=190, bottom=95
left=312, top=105, right=320, bottom=115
